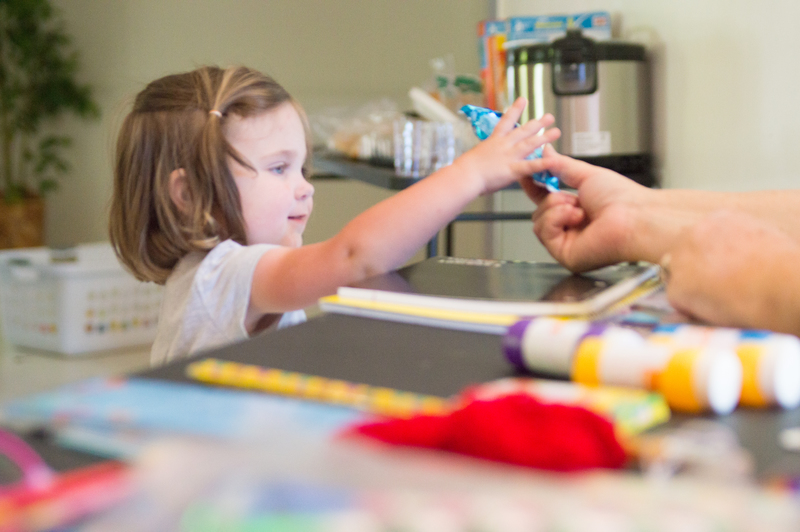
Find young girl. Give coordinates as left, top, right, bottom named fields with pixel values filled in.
left=109, top=65, right=560, bottom=365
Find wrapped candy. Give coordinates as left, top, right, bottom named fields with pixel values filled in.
left=460, top=104, right=560, bottom=192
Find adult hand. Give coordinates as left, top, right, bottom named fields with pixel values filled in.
left=523, top=147, right=655, bottom=272
left=664, top=210, right=800, bottom=335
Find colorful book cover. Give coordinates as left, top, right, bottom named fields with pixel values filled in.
left=507, top=11, right=612, bottom=46
left=478, top=19, right=509, bottom=111
left=0, top=377, right=367, bottom=457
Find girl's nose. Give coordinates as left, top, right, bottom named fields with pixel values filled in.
left=296, top=175, right=314, bottom=200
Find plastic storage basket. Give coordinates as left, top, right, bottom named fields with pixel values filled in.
left=0, top=242, right=163, bottom=355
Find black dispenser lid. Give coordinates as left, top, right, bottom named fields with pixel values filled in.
left=551, top=30, right=598, bottom=96
left=506, top=30, right=647, bottom=96
left=552, top=29, right=597, bottom=65
left=508, top=30, right=646, bottom=64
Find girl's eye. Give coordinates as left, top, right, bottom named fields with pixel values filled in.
left=270, top=164, right=287, bottom=175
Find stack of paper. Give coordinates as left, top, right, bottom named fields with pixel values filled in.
left=321, top=257, right=661, bottom=334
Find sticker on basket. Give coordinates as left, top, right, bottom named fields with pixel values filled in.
left=1, top=243, right=164, bottom=354
left=9, top=265, right=39, bottom=282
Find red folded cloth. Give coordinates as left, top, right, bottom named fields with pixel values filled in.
left=346, top=392, right=626, bottom=472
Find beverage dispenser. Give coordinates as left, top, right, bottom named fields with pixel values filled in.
left=507, top=30, right=653, bottom=186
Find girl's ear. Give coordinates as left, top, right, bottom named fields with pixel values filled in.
left=168, top=168, right=191, bottom=213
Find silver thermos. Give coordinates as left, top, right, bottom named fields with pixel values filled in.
left=507, top=30, right=653, bottom=186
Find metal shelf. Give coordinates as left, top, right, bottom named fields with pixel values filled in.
left=311, top=150, right=533, bottom=257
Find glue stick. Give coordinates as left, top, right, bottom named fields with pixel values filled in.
left=653, top=346, right=743, bottom=415
left=504, top=317, right=669, bottom=391
left=569, top=327, right=660, bottom=389
left=572, top=334, right=742, bottom=415
left=736, top=333, right=800, bottom=409
left=648, top=324, right=800, bottom=409
left=648, top=324, right=740, bottom=349
left=502, top=317, right=604, bottom=377
left=503, top=318, right=744, bottom=414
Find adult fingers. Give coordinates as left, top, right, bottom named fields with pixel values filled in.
left=520, top=176, right=547, bottom=204
left=530, top=191, right=579, bottom=220
left=523, top=150, right=600, bottom=190
left=512, top=151, right=562, bottom=179
left=533, top=202, right=585, bottom=242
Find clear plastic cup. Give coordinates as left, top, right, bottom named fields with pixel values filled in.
left=393, top=119, right=459, bottom=178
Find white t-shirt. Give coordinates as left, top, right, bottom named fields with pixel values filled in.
left=150, top=239, right=306, bottom=365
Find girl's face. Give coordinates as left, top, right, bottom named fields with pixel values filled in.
left=226, top=103, right=314, bottom=248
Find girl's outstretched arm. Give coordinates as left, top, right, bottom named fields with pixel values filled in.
left=250, top=97, right=561, bottom=315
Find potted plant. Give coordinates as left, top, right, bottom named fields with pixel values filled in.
left=0, top=0, right=99, bottom=248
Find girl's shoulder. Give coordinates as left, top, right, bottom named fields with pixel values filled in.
left=199, top=239, right=288, bottom=281
left=167, top=240, right=245, bottom=287
left=206, top=239, right=244, bottom=260
left=205, top=239, right=283, bottom=264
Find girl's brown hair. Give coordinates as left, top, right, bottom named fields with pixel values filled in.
left=110, top=65, right=307, bottom=284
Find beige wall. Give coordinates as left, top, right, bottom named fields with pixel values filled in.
left=46, top=0, right=491, bottom=249
left=45, top=1, right=799, bottom=262
left=495, top=0, right=800, bottom=262
left=499, top=0, right=800, bottom=192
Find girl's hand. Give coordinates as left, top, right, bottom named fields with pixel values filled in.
left=664, top=210, right=800, bottom=335
left=452, top=97, right=561, bottom=195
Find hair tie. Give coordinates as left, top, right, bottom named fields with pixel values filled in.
left=209, top=109, right=222, bottom=118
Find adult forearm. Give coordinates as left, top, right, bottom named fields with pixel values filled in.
left=661, top=189, right=800, bottom=240
left=752, top=250, right=800, bottom=336
left=624, top=188, right=800, bottom=263
left=663, top=209, right=800, bottom=335
left=619, top=188, right=705, bottom=263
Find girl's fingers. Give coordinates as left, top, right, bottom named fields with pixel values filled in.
left=505, top=114, right=555, bottom=146
left=521, top=113, right=555, bottom=132
left=518, top=128, right=560, bottom=157
left=492, top=97, right=528, bottom=134
left=542, top=144, right=559, bottom=157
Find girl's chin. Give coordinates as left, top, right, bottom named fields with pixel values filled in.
left=281, top=235, right=304, bottom=248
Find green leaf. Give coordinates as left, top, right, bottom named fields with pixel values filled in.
left=38, top=177, right=57, bottom=195
left=0, top=0, right=100, bottom=194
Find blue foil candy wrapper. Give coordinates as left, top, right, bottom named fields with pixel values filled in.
left=460, top=104, right=560, bottom=192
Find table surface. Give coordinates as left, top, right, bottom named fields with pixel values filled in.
left=2, top=299, right=800, bottom=482
left=0, top=336, right=152, bottom=476
left=141, top=312, right=800, bottom=481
